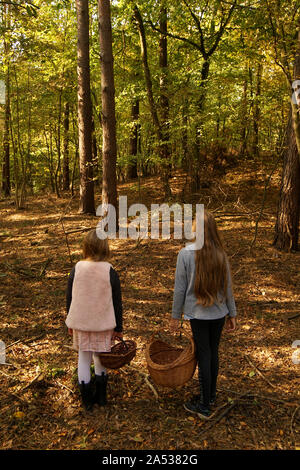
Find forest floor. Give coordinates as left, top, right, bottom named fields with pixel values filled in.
left=0, top=158, right=299, bottom=450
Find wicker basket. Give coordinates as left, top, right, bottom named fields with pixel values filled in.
left=145, top=333, right=197, bottom=388
left=98, top=339, right=136, bottom=369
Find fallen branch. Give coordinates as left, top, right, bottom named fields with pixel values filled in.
left=21, top=372, right=43, bottom=391
left=126, top=365, right=159, bottom=399
left=0, top=369, right=12, bottom=378
left=55, top=380, right=74, bottom=394
left=288, top=313, right=300, bottom=321
left=39, top=257, right=52, bottom=277
left=6, top=339, right=21, bottom=350
left=245, top=354, right=277, bottom=389
left=0, top=362, right=18, bottom=368
left=216, top=386, right=298, bottom=406
left=65, top=227, right=91, bottom=235
left=198, top=392, right=252, bottom=437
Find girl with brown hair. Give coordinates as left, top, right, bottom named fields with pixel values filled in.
left=66, top=229, right=123, bottom=411
left=171, top=210, right=237, bottom=419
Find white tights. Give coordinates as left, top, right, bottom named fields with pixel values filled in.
left=78, top=350, right=106, bottom=384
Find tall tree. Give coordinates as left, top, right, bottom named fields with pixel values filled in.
left=149, top=0, right=238, bottom=190
left=263, top=0, right=300, bottom=250
left=252, top=62, right=263, bottom=157
left=133, top=4, right=172, bottom=198
left=76, top=0, right=95, bottom=214
left=159, top=4, right=171, bottom=190
left=273, top=36, right=300, bottom=251
left=128, top=99, right=140, bottom=179
left=98, top=0, right=118, bottom=221
left=63, top=101, right=70, bottom=190
left=2, top=3, right=11, bottom=196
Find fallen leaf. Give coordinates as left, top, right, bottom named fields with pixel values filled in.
left=130, top=434, right=144, bottom=443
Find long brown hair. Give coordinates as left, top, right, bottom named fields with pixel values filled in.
left=82, top=229, right=110, bottom=261
left=193, top=210, right=228, bottom=307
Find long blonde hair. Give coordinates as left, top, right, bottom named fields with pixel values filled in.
left=193, top=210, right=228, bottom=307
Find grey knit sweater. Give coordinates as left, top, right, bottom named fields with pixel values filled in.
left=172, top=243, right=237, bottom=321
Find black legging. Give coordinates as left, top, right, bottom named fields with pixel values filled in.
left=190, top=316, right=226, bottom=407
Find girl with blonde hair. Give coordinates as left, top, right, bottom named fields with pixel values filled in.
left=66, top=229, right=123, bottom=411
left=171, top=210, right=237, bottom=419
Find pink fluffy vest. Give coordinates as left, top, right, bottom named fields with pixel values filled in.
left=65, top=260, right=116, bottom=332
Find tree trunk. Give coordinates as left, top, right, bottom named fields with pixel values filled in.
left=63, top=101, right=70, bottom=190
left=159, top=5, right=171, bottom=197
left=127, top=99, right=139, bottom=179
left=44, top=129, right=55, bottom=193
left=98, top=0, right=118, bottom=221
left=54, top=89, right=62, bottom=197
left=252, top=62, right=262, bottom=157
left=2, top=3, right=10, bottom=197
left=76, top=0, right=95, bottom=214
left=239, top=69, right=248, bottom=157
left=191, top=59, right=210, bottom=192
left=273, top=110, right=300, bottom=251
left=91, top=114, right=99, bottom=184
left=2, top=60, right=10, bottom=196
left=134, top=5, right=172, bottom=198
left=273, top=28, right=300, bottom=251
left=291, top=29, right=300, bottom=160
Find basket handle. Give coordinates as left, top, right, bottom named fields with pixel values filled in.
left=118, top=338, right=129, bottom=351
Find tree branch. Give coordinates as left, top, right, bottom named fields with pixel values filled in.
left=146, top=19, right=203, bottom=53
left=181, top=0, right=206, bottom=57
left=207, top=0, right=238, bottom=57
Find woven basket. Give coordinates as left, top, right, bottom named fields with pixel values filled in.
left=98, top=339, right=136, bottom=369
left=145, top=333, right=197, bottom=388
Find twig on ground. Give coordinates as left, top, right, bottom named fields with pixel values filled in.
left=55, top=380, right=74, bottom=394
left=126, top=365, right=159, bottom=399
left=197, top=392, right=252, bottom=437
left=244, top=354, right=277, bottom=389
left=21, top=372, right=43, bottom=391
left=0, top=369, right=13, bottom=378
left=0, top=362, right=18, bottom=368
left=63, top=344, right=75, bottom=350
left=6, top=339, right=22, bottom=350
left=65, top=227, right=91, bottom=235
left=39, top=258, right=52, bottom=277
left=288, top=313, right=300, bottom=320
left=216, top=386, right=298, bottom=405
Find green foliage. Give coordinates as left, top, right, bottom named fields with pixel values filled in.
left=0, top=0, right=297, bottom=195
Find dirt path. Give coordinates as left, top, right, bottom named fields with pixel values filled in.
left=0, top=162, right=299, bottom=450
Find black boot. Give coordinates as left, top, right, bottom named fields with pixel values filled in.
left=94, top=372, right=108, bottom=406
left=79, top=381, right=94, bottom=411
